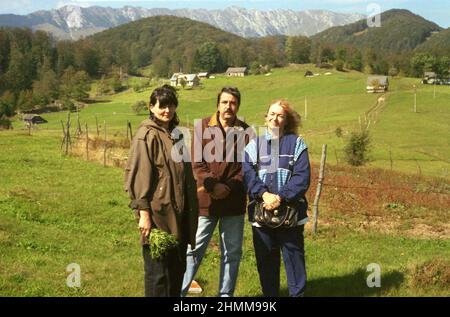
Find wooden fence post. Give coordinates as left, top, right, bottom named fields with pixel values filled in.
left=96, top=115, right=99, bottom=137
left=128, top=121, right=133, bottom=140
left=313, top=144, right=327, bottom=234
left=304, top=96, right=307, bottom=120
left=126, top=120, right=129, bottom=141
left=103, top=120, right=107, bottom=167
left=85, top=122, right=89, bottom=160
left=65, top=112, right=71, bottom=155
left=60, top=120, right=66, bottom=151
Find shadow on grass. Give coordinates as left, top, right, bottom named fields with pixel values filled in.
left=278, top=269, right=404, bottom=297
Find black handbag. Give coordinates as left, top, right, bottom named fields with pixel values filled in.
left=254, top=200, right=299, bottom=229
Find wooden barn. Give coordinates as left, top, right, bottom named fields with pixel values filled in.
left=225, top=67, right=248, bottom=77
left=366, top=76, right=389, bottom=93
left=23, top=114, right=48, bottom=125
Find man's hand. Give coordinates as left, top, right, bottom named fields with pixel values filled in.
left=139, top=209, right=152, bottom=238
left=210, top=183, right=231, bottom=200
left=262, top=192, right=281, bottom=211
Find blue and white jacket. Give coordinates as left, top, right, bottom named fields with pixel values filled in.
left=243, top=131, right=311, bottom=226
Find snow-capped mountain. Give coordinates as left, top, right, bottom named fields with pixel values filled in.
left=0, top=5, right=366, bottom=40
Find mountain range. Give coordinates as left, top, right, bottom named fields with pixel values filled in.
left=0, top=5, right=366, bottom=40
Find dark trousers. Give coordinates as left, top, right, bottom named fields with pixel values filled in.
left=142, top=242, right=187, bottom=297
left=252, top=225, right=306, bottom=297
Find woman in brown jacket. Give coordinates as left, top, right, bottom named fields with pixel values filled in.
left=124, top=85, right=198, bottom=297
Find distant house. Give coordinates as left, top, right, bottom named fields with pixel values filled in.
left=198, top=72, right=209, bottom=79
left=170, top=73, right=183, bottom=87
left=182, top=74, right=200, bottom=87
left=226, top=67, right=248, bottom=77
left=170, top=73, right=200, bottom=87
left=424, top=72, right=437, bottom=80
left=422, top=72, right=437, bottom=84
left=367, top=76, right=389, bottom=93
left=23, top=114, right=48, bottom=125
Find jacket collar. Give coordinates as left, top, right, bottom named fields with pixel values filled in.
left=207, top=111, right=246, bottom=129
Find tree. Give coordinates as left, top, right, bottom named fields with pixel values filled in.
left=285, top=36, right=311, bottom=64
left=321, top=46, right=335, bottom=63
left=0, top=92, right=15, bottom=129
left=193, top=42, right=224, bottom=73
left=179, top=77, right=187, bottom=89
left=335, top=60, right=345, bottom=71
left=60, top=67, right=90, bottom=102
left=410, top=53, right=436, bottom=78
left=249, top=61, right=261, bottom=75
left=16, top=90, right=34, bottom=112
left=388, top=67, right=399, bottom=77
left=96, top=75, right=112, bottom=96
left=32, top=59, right=59, bottom=106
left=436, top=56, right=450, bottom=78
left=74, top=40, right=99, bottom=77
left=344, top=130, right=371, bottom=166
left=5, top=42, right=33, bottom=93
left=347, top=48, right=363, bottom=71
left=152, top=55, right=170, bottom=78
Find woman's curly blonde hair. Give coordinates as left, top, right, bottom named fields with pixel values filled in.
left=266, top=99, right=301, bottom=135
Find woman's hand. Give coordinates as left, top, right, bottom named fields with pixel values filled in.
left=139, top=209, right=152, bottom=238
left=262, top=192, right=281, bottom=211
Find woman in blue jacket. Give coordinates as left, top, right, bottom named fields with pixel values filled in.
left=243, top=99, right=311, bottom=297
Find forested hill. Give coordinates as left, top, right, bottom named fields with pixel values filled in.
left=86, top=15, right=251, bottom=76
left=414, top=28, right=450, bottom=56
left=311, top=9, right=442, bottom=54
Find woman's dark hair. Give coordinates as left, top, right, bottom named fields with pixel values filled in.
left=216, top=87, right=241, bottom=107
left=149, top=84, right=180, bottom=130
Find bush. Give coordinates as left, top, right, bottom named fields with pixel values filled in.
left=335, top=60, right=345, bottom=71
left=0, top=118, right=12, bottom=130
left=335, top=127, right=343, bottom=138
left=62, top=99, right=75, bottom=111
left=131, top=100, right=147, bottom=115
left=344, top=129, right=370, bottom=166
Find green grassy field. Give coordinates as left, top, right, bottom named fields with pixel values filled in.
left=15, top=64, right=449, bottom=178
left=0, top=132, right=448, bottom=296
left=1, top=65, right=449, bottom=296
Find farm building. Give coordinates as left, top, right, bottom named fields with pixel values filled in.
left=225, top=67, right=248, bottom=77
left=23, top=114, right=48, bottom=125
left=169, top=73, right=200, bottom=87
left=424, top=72, right=437, bottom=81
left=170, top=73, right=183, bottom=87
left=366, top=76, right=389, bottom=93
left=198, top=72, right=209, bottom=79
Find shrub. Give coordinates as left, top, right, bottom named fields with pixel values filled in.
left=335, top=127, right=343, bottom=138
left=131, top=100, right=147, bottom=115
left=344, top=129, right=370, bottom=166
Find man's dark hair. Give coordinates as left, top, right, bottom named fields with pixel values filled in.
left=149, top=84, right=180, bottom=130
left=216, top=87, right=241, bottom=107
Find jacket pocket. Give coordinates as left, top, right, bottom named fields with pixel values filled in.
left=153, top=175, right=171, bottom=204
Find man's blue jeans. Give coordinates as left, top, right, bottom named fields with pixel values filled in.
left=181, top=215, right=245, bottom=297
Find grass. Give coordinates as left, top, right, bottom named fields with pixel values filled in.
left=2, top=65, right=449, bottom=296
left=0, top=131, right=448, bottom=296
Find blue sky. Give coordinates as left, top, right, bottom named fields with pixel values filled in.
left=0, top=0, right=449, bottom=27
